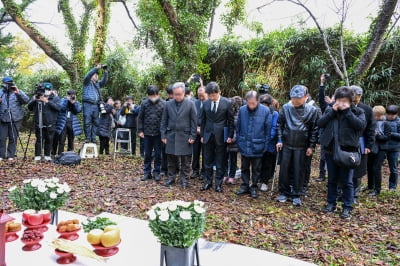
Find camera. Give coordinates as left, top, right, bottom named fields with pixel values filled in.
left=1, top=81, right=16, bottom=92
left=101, top=64, right=108, bottom=70
left=193, top=74, right=201, bottom=83
left=256, top=84, right=271, bottom=95
left=99, top=102, right=107, bottom=114
left=324, top=74, right=331, bottom=81
left=67, top=91, right=76, bottom=100
left=34, top=84, right=46, bottom=99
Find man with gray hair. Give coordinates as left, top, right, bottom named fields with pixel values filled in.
left=160, top=82, right=197, bottom=189
left=236, top=91, right=271, bottom=198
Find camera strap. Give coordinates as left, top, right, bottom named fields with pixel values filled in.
left=93, top=81, right=102, bottom=103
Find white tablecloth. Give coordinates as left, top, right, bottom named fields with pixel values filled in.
left=5, top=211, right=314, bottom=266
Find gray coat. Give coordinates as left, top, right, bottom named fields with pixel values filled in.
left=160, top=98, right=197, bottom=156
left=0, top=90, right=29, bottom=122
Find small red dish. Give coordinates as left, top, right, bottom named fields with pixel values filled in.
left=55, top=249, right=77, bottom=264
left=57, top=228, right=80, bottom=241
left=91, top=240, right=121, bottom=257
left=5, top=230, right=20, bottom=242
left=21, top=236, right=43, bottom=251
left=23, top=220, right=50, bottom=233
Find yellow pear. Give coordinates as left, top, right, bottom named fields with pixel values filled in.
left=100, top=230, right=120, bottom=247
left=87, top=229, right=104, bottom=245
left=103, top=225, right=120, bottom=234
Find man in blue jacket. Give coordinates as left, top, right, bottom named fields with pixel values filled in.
left=82, top=64, right=108, bottom=143
left=54, top=90, right=82, bottom=154
left=235, top=91, right=271, bottom=199
left=0, top=76, right=30, bottom=161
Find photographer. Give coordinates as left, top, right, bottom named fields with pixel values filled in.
left=54, top=90, right=82, bottom=155
left=82, top=64, right=108, bottom=143
left=120, top=96, right=139, bottom=155
left=0, top=76, right=30, bottom=161
left=28, top=82, right=62, bottom=161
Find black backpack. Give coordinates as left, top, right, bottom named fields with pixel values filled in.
left=53, top=151, right=81, bottom=166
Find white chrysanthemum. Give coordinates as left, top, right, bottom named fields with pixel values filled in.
left=179, top=211, right=192, bottom=220
left=168, top=203, right=177, bottom=211
left=63, top=184, right=71, bottom=193
left=46, top=182, right=56, bottom=188
left=179, top=201, right=191, bottom=208
left=147, top=210, right=157, bottom=221
left=52, top=177, right=60, bottom=183
left=158, top=202, right=169, bottom=210
left=194, top=205, right=205, bottom=214
left=38, top=185, right=47, bottom=193
left=194, top=200, right=204, bottom=207
left=159, top=212, right=170, bottom=222
left=30, top=179, right=40, bottom=187
left=8, top=186, right=17, bottom=192
left=23, top=179, right=31, bottom=184
left=57, top=187, right=64, bottom=194
left=50, top=192, right=57, bottom=199
left=44, top=178, right=52, bottom=183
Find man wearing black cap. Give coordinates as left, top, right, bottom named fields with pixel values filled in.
left=28, top=82, right=62, bottom=161
left=82, top=64, right=108, bottom=143
left=276, top=85, right=319, bottom=206
left=0, top=76, right=30, bottom=161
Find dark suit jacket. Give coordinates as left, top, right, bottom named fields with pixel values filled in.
left=195, top=99, right=203, bottom=127
left=160, top=98, right=197, bottom=156
left=200, top=96, right=234, bottom=146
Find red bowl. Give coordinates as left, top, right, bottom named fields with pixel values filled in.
left=21, top=236, right=43, bottom=251
left=5, top=230, right=20, bottom=242
left=23, top=220, right=50, bottom=233
left=55, top=249, right=77, bottom=264
left=91, top=240, right=121, bottom=257
left=57, top=228, right=80, bottom=241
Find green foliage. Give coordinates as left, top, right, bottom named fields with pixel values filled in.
left=8, top=177, right=71, bottom=212
left=147, top=200, right=206, bottom=248
left=221, top=0, right=246, bottom=33
left=82, top=217, right=116, bottom=233
left=0, top=30, right=16, bottom=75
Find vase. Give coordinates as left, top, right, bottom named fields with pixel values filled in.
left=51, top=210, right=59, bottom=225
left=160, top=240, right=200, bottom=266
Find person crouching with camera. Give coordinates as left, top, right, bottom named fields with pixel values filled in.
left=54, top=90, right=82, bottom=155
left=97, top=97, right=115, bottom=155
left=0, top=76, right=30, bottom=161
left=28, top=82, right=62, bottom=162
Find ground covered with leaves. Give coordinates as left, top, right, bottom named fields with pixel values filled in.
left=0, top=141, right=399, bottom=265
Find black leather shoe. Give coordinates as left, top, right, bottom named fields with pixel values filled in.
left=340, top=208, right=351, bottom=219
left=190, top=172, right=199, bottom=179
left=141, top=174, right=152, bottom=181
left=250, top=188, right=258, bottom=198
left=322, top=204, right=336, bottom=214
left=199, top=174, right=204, bottom=180
left=215, top=185, right=223, bottom=193
left=163, top=179, right=175, bottom=187
left=200, top=183, right=212, bottom=191
left=154, top=174, right=161, bottom=182
left=235, top=188, right=249, bottom=195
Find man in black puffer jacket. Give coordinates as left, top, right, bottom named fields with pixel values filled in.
left=28, top=82, right=61, bottom=161
left=138, top=86, right=165, bottom=181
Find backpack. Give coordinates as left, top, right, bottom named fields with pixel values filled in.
left=53, top=151, right=81, bottom=166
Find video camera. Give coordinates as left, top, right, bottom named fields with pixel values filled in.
left=34, top=83, right=52, bottom=99
left=256, top=84, right=271, bottom=95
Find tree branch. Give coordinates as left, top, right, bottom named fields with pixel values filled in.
left=119, top=0, right=139, bottom=30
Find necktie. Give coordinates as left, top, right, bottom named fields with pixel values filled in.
left=212, top=101, right=217, bottom=113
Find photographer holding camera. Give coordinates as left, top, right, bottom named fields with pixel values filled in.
left=28, top=82, right=62, bottom=161
left=0, top=76, right=30, bottom=161
left=120, top=95, right=139, bottom=155
left=82, top=64, right=108, bottom=143
left=54, top=90, right=82, bottom=155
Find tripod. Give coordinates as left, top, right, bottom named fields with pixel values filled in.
left=22, top=100, right=45, bottom=161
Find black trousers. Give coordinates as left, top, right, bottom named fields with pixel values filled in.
left=99, top=136, right=110, bottom=155
left=303, top=154, right=313, bottom=191
left=121, top=127, right=137, bottom=155
left=203, top=134, right=227, bottom=186
left=192, top=134, right=205, bottom=175
left=167, top=154, right=191, bottom=184
left=260, top=151, right=277, bottom=184
left=55, top=120, right=74, bottom=155
left=35, top=125, right=56, bottom=157
left=240, top=156, right=262, bottom=190
left=278, top=146, right=306, bottom=197
left=0, top=120, right=21, bottom=159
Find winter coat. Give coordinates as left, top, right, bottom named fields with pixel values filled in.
left=28, top=94, right=62, bottom=127
left=266, top=109, right=279, bottom=153
left=82, top=68, right=108, bottom=104
left=237, top=104, right=271, bottom=157
left=55, top=98, right=82, bottom=136
left=138, top=98, right=165, bottom=136
left=371, top=120, right=391, bottom=152
left=120, top=105, right=139, bottom=128
left=227, top=114, right=239, bottom=152
left=0, top=89, right=29, bottom=122
left=97, top=104, right=113, bottom=137
left=357, top=102, right=376, bottom=150
left=277, top=102, right=319, bottom=149
left=318, top=105, right=366, bottom=152
left=386, top=117, right=400, bottom=151
left=160, top=98, right=197, bottom=156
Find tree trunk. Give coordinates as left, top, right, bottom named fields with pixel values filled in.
left=354, top=0, right=399, bottom=79
left=91, top=0, right=110, bottom=65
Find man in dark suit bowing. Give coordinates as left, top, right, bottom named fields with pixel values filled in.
left=200, top=82, right=234, bottom=192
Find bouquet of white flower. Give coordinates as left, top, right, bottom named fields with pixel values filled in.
left=8, top=177, right=71, bottom=212
left=147, top=200, right=206, bottom=248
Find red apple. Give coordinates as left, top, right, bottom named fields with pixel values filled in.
left=22, top=209, right=36, bottom=222
left=39, top=210, right=51, bottom=222
left=26, top=213, right=43, bottom=226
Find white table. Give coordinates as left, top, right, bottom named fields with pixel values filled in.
left=5, top=211, right=315, bottom=266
